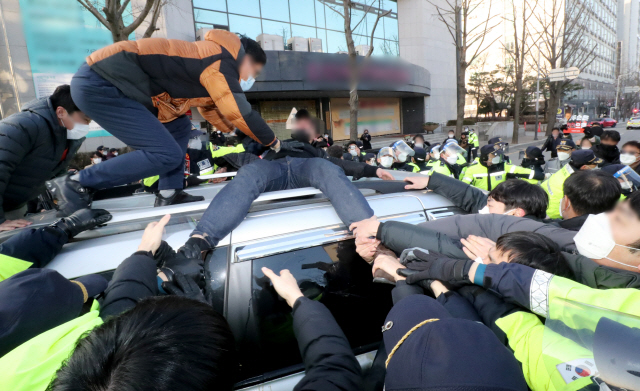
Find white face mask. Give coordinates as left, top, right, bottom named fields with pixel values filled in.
left=432, top=152, right=441, bottom=160
left=478, top=205, right=490, bottom=214
left=415, top=142, right=423, bottom=148
left=445, top=154, right=458, bottom=165
left=188, top=138, right=202, bottom=150
left=557, top=152, right=571, bottom=161
left=367, top=159, right=377, bottom=166
left=620, top=153, right=638, bottom=165
left=92, top=157, right=102, bottom=164
left=113, top=152, right=118, bottom=156
left=491, top=156, right=501, bottom=164
left=589, top=137, right=596, bottom=142
left=380, top=156, right=394, bottom=168
left=67, top=123, right=90, bottom=140
left=559, top=197, right=566, bottom=219
left=574, top=213, right=638, bottom=268
left=324, top=134, right=329, bottom=138
left=349, top=149, right=358, bottom=157
left=397, top=152, right=408, bottom=163
left=448, top=134, right=454, bottom=138
left=621, top=181, right=632, bottom=190
left=240, top=75, right=255, bottom=91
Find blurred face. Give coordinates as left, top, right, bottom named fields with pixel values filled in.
left=448, top=132, right=454, bottom=138
left=609, top=202, right=640, bottom=250
left=552, top=130, right=559, bottom=138
left=601, top=138, right=618, bottom=146
left=348, top=144, right=361, bottom=155
left=239, top=56, right=263, bottom=82
left=622, top=145, right=640, bottom=157
left=486, top=196, right=507, bottom=214
left=293, top=118, right=316, bottom=143
left=581, top=139, right=593, bottom=149
left=56, top=107, right=91, bottom=130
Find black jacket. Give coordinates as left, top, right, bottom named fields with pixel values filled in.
left=221, top=140, right=379, bottom=180
left=292, top=297, right=362, bottom=391
left=427, top=172, right=487, bottom=214
left=591, top=144, right=621, bottom=165
left=0, top=98, right=84, bottom=222
left=544, top=214, right=588, bottom=231
left=376, top=220, right=468, bottom=259
left=360, top=133, right=372, bottom=150
left=99, top=252, right=158, bottom=319
left=540, top=135, right=562, bottom=158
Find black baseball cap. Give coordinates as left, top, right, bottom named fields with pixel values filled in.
left=571, top=149, right=603, bottom=167
left=525, top=146, right=543, bottom=159
left=413, top=147, right=427, bottom=161
left=488, top=137, right=505, bottom=146
left=364, top=152, right=376, bottom=161
left=556, top=139, right=577, bottom=151
left=480, top=144, right=499, bottom=157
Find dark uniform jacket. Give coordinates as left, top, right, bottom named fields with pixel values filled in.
left=86, top=30, right=276, bottom=146
left=0, top=98, right=84, bottom=222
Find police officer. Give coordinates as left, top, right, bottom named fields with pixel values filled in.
left=520, top=146, right=545, bottom=179
left=346, top=140, right=366, bottom=162
left=425, top=143, right=465, bottom=178
left=542, top=149, right=603, bottom=219
left=543, top=139, right=576, bottom=175
left=411, top=147, right=429, bottom=171
left=467, top=127, right=480, bottom=159
left=461, top=144, right=542, bottom=191
left=388, top=141, right=419, bottom=172
left=488, top=137, right=511, bottom=163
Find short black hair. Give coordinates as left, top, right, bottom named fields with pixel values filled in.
left=50, top=85, right=80, bottom=114
left=109, top=148, right=117, bottom=153
left=622, top=140, right=640, bottom=151
left=240, top=37, right=267, bottom=65
left=488, top=179, right=548, bottom=219
left=48, top=296, right=237, bottom=391
left=563, top=170, right=621, bottom=216
left=551, top=127, right=560, bottom=132
left=295, top=109, right=311, bottom=120
left=413, top=134, right=425, bottom=142
left=326, top=145, right=344, bottom=159
left=496, top=232, right=575, bottom=280
left=601, top=130, right=621, bottom=143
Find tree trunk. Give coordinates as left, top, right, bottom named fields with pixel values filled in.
left=512, top=82, right=521, bottom=145
left=349, top=66, right=359, bottom=141
left=456, top=66, right=466, bottom=137
left=545, top=82, right=561, bottom=135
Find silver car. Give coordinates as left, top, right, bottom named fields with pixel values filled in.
left=39, top=179, right=464, bottom=390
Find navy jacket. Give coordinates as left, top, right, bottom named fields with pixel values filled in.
left=0, top=98, right=84, bottom=221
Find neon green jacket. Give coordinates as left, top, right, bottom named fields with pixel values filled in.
left=461, top=162, right=536, bottom=191
left=0, top=253, right=32, bottom=282
left=542, top=164, right=574, bottom=219
left=495, top=272, right=640, bottom=391
left=0, top=300, right=103, bottom=391
left=469, top=132, right=479, bottom=148
left=425, top=159, right=456, bottom=178
left=406, top=162, right=421, bottom=173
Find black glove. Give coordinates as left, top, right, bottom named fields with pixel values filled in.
left=401, top=257, right=474, bottom=287
left=278, top=140, right=305, bottom=154
left=160, top=252, right=205, bottom=289
left=179, top=236, right=211, bottom=260
left=50, top=208, right=111, bottom=238
left=162, top=272, right=207, bottom=303
left=153, top=240, right=176, bottom=267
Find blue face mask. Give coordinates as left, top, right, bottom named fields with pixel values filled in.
left=240, top=75, right=255, bottom=91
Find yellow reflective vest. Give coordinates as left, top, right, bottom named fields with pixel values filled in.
left=461, top=162, right=536, bottom=191
left=0, top=253, right=32, bottom=282
left=542, top=164, right=574, bottom=219
left=468, top=132, right=479, bottom=148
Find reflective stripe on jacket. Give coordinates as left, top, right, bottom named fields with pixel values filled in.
left=461, top=163, right=535, bottom=191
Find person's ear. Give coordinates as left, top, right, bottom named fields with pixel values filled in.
left=514, top=208, right=526, bottom=217
left=55, top=106, right=66, bottom=119
left=564, top=197, right=573, bottom=213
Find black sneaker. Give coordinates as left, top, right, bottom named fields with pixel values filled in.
left=154, top=190, right=204, bottom=207
left=46, top=175, right=94, bottom=217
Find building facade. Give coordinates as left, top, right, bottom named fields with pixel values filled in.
left=0, top=0, right=460, bottom=147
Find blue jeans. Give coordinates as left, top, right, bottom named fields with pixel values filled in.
left=71, top=63, right=191, bottom=190
left=192, top=157, right=375, bottom=247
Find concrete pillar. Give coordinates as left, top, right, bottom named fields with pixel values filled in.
left=397, top=0, right=456, bottom=125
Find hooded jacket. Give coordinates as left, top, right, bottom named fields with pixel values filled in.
left=0, top=98, right=84, bottom=222
left=86, top=30, right=276, bottom=146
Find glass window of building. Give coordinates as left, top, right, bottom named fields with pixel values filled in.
left=326, top=29, right=347, bottom=53
left=193, top=9, right=228, bottom=26
left=315, top=0, right=326, bottom=28
left=192, top=0, right=226, bottom=12
left=228, top=0, right=260, bottom=17
left=229, top=14, right=263, bottom=39
left=261, top=0, right=290, bottom=22
left=262, top=19, right=292, bottom=40
left=290, top=0, right=317, bottom=27
left=291, top=24, right=317, bottom=39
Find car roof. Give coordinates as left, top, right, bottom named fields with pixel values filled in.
left=44, top=182, right=455, bottom=279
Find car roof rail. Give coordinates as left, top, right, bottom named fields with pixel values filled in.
left=353, top=180, right=419, bottom=194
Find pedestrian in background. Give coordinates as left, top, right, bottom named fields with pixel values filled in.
left=360, top=129, right=372, bottom=150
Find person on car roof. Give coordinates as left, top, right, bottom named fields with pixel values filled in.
left=47, top=33, right=295, bottom=214
left=165, top=115, right=393, bottom=269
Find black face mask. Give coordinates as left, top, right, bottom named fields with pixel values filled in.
left=600, top=144, right=620, bottom=161
left=290, top=130, right=310, bottom=143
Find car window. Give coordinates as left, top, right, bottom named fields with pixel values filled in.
left=240, top=239, right=394, bottom=382
left=205, top=246, right=228, bottom=315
